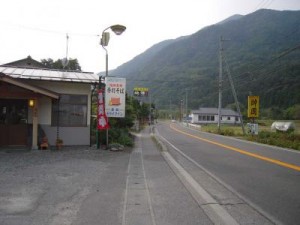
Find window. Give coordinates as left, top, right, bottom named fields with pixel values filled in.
left=52, top=94, right=87, bottom=127
left=198, top=115, right=214, bottom=121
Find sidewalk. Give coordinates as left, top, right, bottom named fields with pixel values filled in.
left=122, top=126, right=212, bottom=225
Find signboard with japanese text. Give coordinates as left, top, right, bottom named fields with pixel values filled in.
left=105, top=77, right=126, bottom=118
left=247, top=96, right=259, bottom=118
left=133, top=87, right=149, bottom=97
left=97, top=89, right=109, bottom=130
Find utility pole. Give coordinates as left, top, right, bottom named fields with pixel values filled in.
left=62, top=33, right=69, bottom=69
left=180, top=99, right=183, bottom=122
left=218, top=36, right=231, bottom=132
left=224, top=57, right=246, bottom=135
left=185, top=89, right=188, bottom=125
left=149, top=93, right=151, bottom=125
left=169, top=99, right=172, bottom=120
left=218, top=36, right=224, bottom=132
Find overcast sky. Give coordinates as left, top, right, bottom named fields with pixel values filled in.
left=0, top=0, right=299, bottom=73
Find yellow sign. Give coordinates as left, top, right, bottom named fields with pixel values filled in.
left=133, top=87, right=149, bottom=92
left=133, top=87, right=149, bottom=97
left=248, top=96, right=259, bottom=118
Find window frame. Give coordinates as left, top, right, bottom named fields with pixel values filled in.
left=51, top=94, right=88, bottom=127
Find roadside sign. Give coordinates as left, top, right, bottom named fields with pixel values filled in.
left=248, top=96, right=259, bottom=118
left=105, top=77, right=126, bottom=118
left=133, top=87, right=149, bottom=97
left=97, top=89, right=109, bottom=130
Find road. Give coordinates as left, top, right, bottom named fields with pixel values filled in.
left=1, top=123, right=299, bottom=225
left=155, top=121, right=300, bottom=225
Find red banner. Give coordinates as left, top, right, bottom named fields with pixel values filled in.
left=97, top=89, right=109, bottom=130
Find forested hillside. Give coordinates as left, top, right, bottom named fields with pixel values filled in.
left=111, top=9, right=300, bottom=117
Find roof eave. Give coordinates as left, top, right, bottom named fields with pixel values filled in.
left=0, top=73, right=59, bottom=99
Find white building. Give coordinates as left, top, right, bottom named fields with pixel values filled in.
left=191, top=107, right=241, bottom=124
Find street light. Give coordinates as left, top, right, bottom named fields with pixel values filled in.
left=99, top=24, right=126, bottom=148
left=101, top=24, right=126, bottom=77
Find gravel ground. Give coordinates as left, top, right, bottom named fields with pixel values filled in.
left=0, top=147, right=131, bottom=225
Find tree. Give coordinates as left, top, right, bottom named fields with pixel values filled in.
left=40, top=58, right=81, bottom=71
left=284, top=104, right=300, bottom=120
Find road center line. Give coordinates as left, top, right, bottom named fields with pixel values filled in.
left=170, top=124, right=300, bottom=172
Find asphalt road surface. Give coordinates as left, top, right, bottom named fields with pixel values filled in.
left=155, top=121, right=300, bottom=225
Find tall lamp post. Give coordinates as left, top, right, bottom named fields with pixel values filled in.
left=100, top=24, right=126, bottom=148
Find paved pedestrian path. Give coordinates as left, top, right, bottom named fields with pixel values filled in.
left=122, top=133, right=156, bottom=225
left=122, top=127, right=212, bottom=225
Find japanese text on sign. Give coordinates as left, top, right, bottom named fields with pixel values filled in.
left=105, top=77, right=126, bottom=118
left=247, top=96, right=259, bottom=118
left=97, top=89, right=109, bottom=130
left=133, top=87, right=149, bottom=97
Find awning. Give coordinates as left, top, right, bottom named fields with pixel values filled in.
left=0, top=72, right=59, bottom=99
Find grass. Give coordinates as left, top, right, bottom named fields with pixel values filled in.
left=246, top=130, right=300, bottom=150
left=201, top=124, right=244, bottom=136
left=200, top=120, right=300, bottom=151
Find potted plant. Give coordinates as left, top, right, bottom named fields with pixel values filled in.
left=56, top=138, right=63, bottom=150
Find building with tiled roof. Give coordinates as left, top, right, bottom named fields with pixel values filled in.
left=191, top=107, right=241, bottom=124
left=0, top=57, right=99, bottom=149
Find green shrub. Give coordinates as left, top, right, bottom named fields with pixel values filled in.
left=247, top=130, right=300, bottom=151
left=106, top=128, right=134, bottom=147
left=117, top=133, right=134, bottom=147
left=223, top=129, right=235, bottom=136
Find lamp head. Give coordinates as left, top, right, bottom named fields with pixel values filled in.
left=29, top=99, right=35, bottom=107
left=110, top=24, right=126, bottom=35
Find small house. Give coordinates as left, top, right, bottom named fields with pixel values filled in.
left=0, top=57, right=99, bottom=149
left=191, top=107, right=241, bottom=124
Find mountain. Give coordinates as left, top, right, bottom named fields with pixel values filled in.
left=111, top=9, right=300, bottom=111
left=216, top=14, right=244, bottom=25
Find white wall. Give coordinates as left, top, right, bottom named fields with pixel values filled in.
left=27, top=80, right=94, bottom=146
left=191, top=114, right=197, bottom=123
left=191, top=114, right=240, bottom=124
left=29, top=80, right=93, bottom=126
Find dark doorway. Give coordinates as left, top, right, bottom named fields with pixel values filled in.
left=0, top=99, right=28, bottom=146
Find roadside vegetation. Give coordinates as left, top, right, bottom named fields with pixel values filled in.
left=201, top=120, right=300, bottom=151
left=161, top=104, right=300, bottom=151
left=91, top=94, right=154, bottom=147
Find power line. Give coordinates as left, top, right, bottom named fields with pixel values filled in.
left=0, top=21, right=100, bottom=37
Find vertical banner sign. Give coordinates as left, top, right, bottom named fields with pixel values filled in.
left=105, top=77, right=126, bottom=118
left=97, top=89, right=109, bottom=130
left=248, top=96, right=259, bottom=118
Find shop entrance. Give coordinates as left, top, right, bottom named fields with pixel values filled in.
left=0, top=99, right=28, bottom=147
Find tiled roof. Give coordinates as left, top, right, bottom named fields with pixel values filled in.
left=191, top=107, right=239, bottom=116
left=0, top=66, right=99, bottom=84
